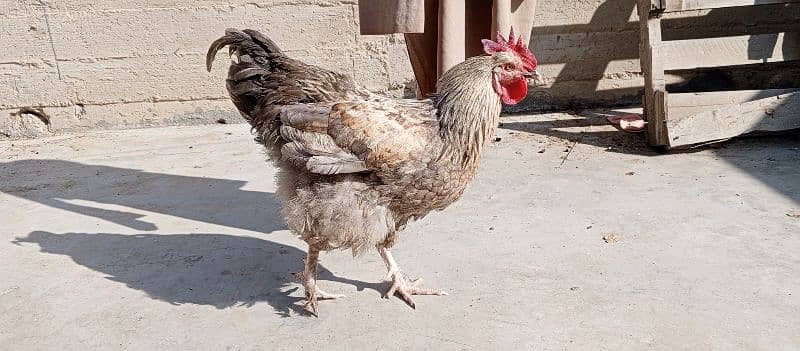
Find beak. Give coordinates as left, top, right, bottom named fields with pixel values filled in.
left=523, top=69, right=540, bottom=78
left=524, top=69, right=544, bottom=86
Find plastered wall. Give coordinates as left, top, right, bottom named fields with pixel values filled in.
left=2, top=0, right=798, bottom=138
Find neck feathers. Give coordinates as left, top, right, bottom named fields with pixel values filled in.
left=434, top=56, right=503, bottom=167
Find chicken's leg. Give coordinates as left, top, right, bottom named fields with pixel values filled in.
left=379, top=247, right=448, bottom=309
left=296, top=245, right=345, bottom=316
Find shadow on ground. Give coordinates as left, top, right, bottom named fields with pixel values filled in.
left=500, top=111, right=800, bottom=205
left=501, top=110, right=658, bottom=156
left=12, top=231, right=383, bottom=316
left=0, top=159, right=286, bottom=233
left=1, top=160, right=388, bottom=315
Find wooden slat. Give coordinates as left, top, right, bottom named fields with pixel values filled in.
left=638, top=0, right=671, bottom=146
left=654, top=90, right=670, bottom=145
left=661, top=33, right=800, bottom=71
left=668, top=88, right=800, bottom=118
left=655, top=0, right=800, bottom=12
left=666, top=90, right=800, bottom=147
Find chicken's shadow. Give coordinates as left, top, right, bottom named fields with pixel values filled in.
left=13, top=231, right=383, bottom=317
left=0, top=159, right=286, bottom=233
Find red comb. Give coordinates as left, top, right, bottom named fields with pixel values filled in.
left=481, top=26, right=538, bottom=71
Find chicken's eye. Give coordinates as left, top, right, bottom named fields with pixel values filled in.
left=502, top=63, right=515, bottom=71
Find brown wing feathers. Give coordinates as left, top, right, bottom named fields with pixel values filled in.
left=278, top=105, right=368, bottom=175
left=207, top=28, right=366, bottom=150
left=207, top=29, right=437, bottom=177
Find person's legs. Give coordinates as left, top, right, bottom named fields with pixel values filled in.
left=403, top=0, right=439, bottom=98
left=465, top=0, right=494, bottom=58
left=404, top=0, right=538, bottom=98
left=492, top=0, right=537, bottom=43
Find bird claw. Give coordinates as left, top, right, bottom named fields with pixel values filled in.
left=304, top=287, right=345, bottom=316
left=384, top=270, right=448, bottom=309
left=297, top=271, right=345, bottom=317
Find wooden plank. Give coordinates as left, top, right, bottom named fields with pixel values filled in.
left=656, top=0, right=800, bottom=12
left=638, top=0, right=671, bottom=146
left=650, top=0, right=665, bottom=11
left=668, top=88, right=800, bottom=119
left=661, top=33, right=800, bottom=71
left=666, top=90, right=800, bottom=147
left=654, top=90, right=670, bottom=147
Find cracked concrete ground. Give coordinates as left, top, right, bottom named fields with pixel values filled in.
left=1, top=111, right=799, bottom=350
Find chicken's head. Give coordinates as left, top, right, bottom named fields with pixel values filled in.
left=482, top=27, right=539, bottom=105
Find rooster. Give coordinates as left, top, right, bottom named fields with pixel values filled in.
left=207, top=28, right=538, bottom=315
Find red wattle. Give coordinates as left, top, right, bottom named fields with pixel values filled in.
left=500, top=76, right=528, bottom=105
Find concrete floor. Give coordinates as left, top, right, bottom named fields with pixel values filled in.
left=1, top=112, right=799, bottom=350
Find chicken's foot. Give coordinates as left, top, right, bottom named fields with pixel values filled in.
left=379, top=247, right=448, bottom=309
left=295, top=245, right=345, bottom=316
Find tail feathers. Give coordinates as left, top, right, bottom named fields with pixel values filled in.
left=206, top=28, right=282, bottom=72
left=242, top=29, right=281, bottom=54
